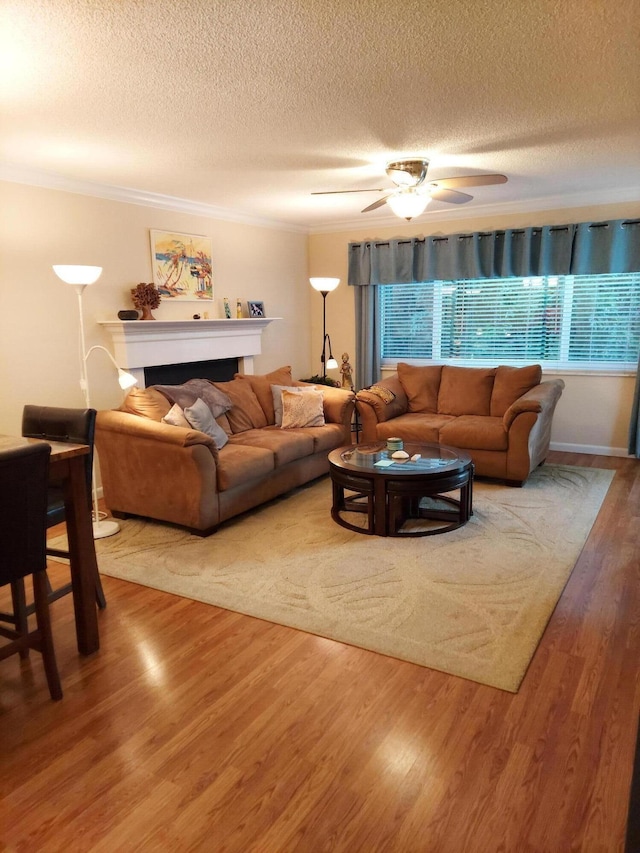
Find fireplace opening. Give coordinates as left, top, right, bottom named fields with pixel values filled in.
left=144, top=358, right=239, bottom=386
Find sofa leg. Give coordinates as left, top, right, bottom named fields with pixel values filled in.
left=189, top=525, right=219, bottom=537
left=111, top=510, right=130, bottom=520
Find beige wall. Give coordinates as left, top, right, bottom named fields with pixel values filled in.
left=2, top=181, right=638, bottom=456
left=0, top=181, right=310, bottom=437
left=309, top=201, right=640, bottom=455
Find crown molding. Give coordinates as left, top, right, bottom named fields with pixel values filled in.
left=308, top=186, right=640, bottom=234
left=2, top=162, right=638, bottom=236
left=0, top=163, right=308, bottom=234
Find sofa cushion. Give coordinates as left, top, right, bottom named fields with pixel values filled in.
left=119, top=387, right=171, bottom=421
left=490, top=364, right=542, bottom=417
left=438, top=366, right=496, bottom=416
left=211, top=378, right=268, bottom=433
left=374, top=413, right=455, bottom=444
left=235, top=366, right=295, bottom=424
left=228, top=427, right=314, bottom=466
left=439, top=415, right=508, bottom=451
left=397, top=363, right=442, bottom=413
left=281, top=389, right=325, bottom=429
left=215, top=443, right=274, bottom=491
left=294, top=422, right=347, bottom=453
left=183, top=398, right=229, bottom=449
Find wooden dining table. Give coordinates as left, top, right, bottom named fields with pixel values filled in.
left=0, top=434, right=101, bottom=655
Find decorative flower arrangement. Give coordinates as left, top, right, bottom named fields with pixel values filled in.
left=131, top=282, right=161, bottom=319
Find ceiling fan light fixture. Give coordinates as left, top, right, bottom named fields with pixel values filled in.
left=386, top=159, right=429, bottom=188
left=387, top=188, right=430, bottom=221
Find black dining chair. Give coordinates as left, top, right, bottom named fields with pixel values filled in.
left=20, top=405, right=106, bottom=609
left=0, top=442, right=63, bottom=700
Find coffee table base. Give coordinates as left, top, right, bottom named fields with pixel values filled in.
left=330, top=458, right=473, bottom=537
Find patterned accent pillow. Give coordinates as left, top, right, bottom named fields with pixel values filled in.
left=367, top=384, right=396, bottom=404
left=271, top=384, right=304, bottom=426
left=280, top=389, right=325, bottom=429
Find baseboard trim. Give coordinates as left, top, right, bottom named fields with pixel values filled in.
left=549, top=441, right=632, bottom=458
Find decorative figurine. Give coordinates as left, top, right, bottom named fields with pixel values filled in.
left=340, top=352, right=354, bottom=390
left=223, top=297, right=231, bottom=318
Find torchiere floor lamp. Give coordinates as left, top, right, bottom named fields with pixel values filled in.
left=53, top=264, right=137, bottom=538
left=310, top=277, right=340, bottom=379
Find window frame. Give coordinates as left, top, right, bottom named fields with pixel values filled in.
left=379, top=273, right=640, bottom=376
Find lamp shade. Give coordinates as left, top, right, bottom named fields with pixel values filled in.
left=310, top=277, right=340, bottom=293
left=387, top=189, right=430, bottom=220
left=53, top=265, right=103, bottom=285
left=117, top=368, right=138, bottom=390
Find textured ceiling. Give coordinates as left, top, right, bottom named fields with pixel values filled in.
left=1, top=0, right=639, bottom=230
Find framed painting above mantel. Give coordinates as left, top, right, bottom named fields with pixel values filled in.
left=150, top=230, right=213, bottom=301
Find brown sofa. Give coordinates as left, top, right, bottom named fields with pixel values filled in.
left=355, top=363, right=564, bottom=486
left=95, top=366, right=355, bottom=535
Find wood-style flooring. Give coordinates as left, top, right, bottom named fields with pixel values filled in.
left=1, top=451, right=639, bottom=852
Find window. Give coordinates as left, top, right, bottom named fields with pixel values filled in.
left=380, top=273, right=640, bottom=371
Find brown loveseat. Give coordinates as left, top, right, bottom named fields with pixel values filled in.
left=355, top=363, right=564, bottom=486
left=95, top=367, right=355, bottom=535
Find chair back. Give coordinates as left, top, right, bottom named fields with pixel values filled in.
left=22, top=406, right=97, bottom=508
left=0, top=442, right=50, bottom=585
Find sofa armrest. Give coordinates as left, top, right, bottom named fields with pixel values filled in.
left=95, top=410, right=221, bottom=531
left=503, top=379, right=565, bottom=431
left=355, top=375, right=408, bottom=423
left=96, top=409, right=220, bottom=453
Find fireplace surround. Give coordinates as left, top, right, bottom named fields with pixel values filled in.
left=98, top=318, right=278, bottom=387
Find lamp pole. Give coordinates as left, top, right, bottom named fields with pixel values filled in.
left=320, top=289, right=329, bottom=379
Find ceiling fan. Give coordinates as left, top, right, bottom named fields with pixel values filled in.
left=312, top=159, right=508, bottom=220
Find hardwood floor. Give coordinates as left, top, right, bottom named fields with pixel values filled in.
left=1, top=451, right=639, bottom=852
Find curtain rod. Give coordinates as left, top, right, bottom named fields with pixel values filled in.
left=350, top=219, right=640, bottom=250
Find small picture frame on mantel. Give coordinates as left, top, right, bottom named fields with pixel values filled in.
left=247, top=300, right=265, bottom=318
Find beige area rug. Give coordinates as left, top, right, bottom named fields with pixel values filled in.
left=91, top=465, right=614, bottom=692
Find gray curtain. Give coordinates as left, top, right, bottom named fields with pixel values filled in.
left=630, top=355, right=640, bottom=456
left=348, top=219, right=640, bottom=287
left=349, top=219, right=640, bottom=449
left=354, top=283, right=380, bottom=390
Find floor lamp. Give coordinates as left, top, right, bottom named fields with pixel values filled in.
left=53, top=265, right=137, bottom=539
left=309, top=277, right=340, bottom=379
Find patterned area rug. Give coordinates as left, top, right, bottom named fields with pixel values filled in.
left=91, top=465, right=614, bottom=691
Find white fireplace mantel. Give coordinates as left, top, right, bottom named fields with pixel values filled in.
left=98, top=318, right=280, bottom=385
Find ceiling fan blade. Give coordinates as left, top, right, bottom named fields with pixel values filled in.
left=430, top=174, right=508, bottom=189
left=311, top=188, right=385, bottom=195
left=429, top=187, right=473, bottom=204
left=362, top=194, right=393, bottom=213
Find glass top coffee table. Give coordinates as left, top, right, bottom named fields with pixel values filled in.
left=328, top=442, right=474, bottom=537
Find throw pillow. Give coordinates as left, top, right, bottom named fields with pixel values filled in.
left=162, top=403, right=191, bottom=428
left=271, top=384, right=304, bottom=426
left=183, top=398, right=229, bottom=449
left=281, top=389, right=325, bottom=429
left=211, top=378, right=268, bottom=433
left=367, top=384, right=396, bottom=404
